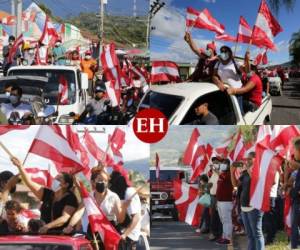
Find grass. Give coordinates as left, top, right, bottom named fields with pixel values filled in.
left=266, top=231, right=289, bottom=250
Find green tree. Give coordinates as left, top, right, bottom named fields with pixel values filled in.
left=290, top=30, right=300, bottom=66
left=268, top=0, right=296, bottom=14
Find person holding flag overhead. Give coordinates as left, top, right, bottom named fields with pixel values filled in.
left=184, top=32, right=218, bottom=82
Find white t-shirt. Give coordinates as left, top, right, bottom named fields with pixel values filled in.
left=140, top=203, right=150, bottom=235
left=209, top=172, right=219, bottom=196
left=125, top=187, right=142, bottom=241
left=215, top=61, right=242, bottom=88
left=1, top=102, right=32, bottom=120
left=81, top=189, right=120, bottom=232
left=270, top=172, right=280, bottom=198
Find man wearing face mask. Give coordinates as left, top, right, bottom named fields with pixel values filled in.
left=215, top=159, right=233, bottom=245
left=63, top=170, right=129, bottom=248
left=81, top=51, right=97, bottom=96
left=184, top=32, right=218, bottom=82
left=52, top=38, right=66, bottom=65
left=0, top=85, right=32, bottom=121
left=2, top=36, right=21, bottom=76
left=227, top=64, right=263, bottom=113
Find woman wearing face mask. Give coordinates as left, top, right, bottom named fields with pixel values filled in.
left=230, top=152, right=265, bottom=250
left=215, top=159, right=233, bottom=245
left=63, top=169, right=128, bottom=234
left=184, top=32, right=218, bottom=82
left=212, top=46, right=244, bottom=113
left=52, top=39, right=66, bottom=65
left=10, top=157, right=78, bottom=234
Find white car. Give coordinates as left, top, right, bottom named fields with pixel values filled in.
left=268, top=76, right=282, bottom=96
left=139, top=82, right=272, bottom=125
left=7, top=65, right=89, bottom=124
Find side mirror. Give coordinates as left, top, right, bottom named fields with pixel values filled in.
left=81, top=73, right=89, bottom=90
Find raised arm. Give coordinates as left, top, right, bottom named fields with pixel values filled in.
left=184, top=32, right=204, bottom=58
left=10, top=157, right=44, bottom=200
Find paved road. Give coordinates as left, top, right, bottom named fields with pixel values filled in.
left=150, top=220, right=247, bottom=250
left=271, top=78, right=300, bottom=124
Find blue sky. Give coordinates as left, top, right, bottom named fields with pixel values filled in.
left=150, top=0, right=300, bottom=65
left=0, top=0, right=149, bottom=17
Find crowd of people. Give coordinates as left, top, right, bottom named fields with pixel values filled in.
left=0, top=157, right=150, bottom=250
left=0, top=35, right=150, bottom=125
left=194, top=137, right=300, bottom=249
left=183, top=31, right=289, bottom=125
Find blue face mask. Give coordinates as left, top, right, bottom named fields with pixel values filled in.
left=205, top=49, right=212, bottom=57
left=9, top=95, right=19, bottom=104
left=220, top=52, right=229, bottom=61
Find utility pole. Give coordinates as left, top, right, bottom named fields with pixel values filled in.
left=146, top=0, right=165, bottom=51
left=16, top=0, right=22, bottom=37
left=99, top=0, right=105, bottom=64
left=11, top=0, right=16, bottom=36
left=133, top=0, right=137, bottom=18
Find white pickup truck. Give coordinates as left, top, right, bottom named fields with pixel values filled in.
left=139, top=82, right=272, bottom=125
left=7, top=65, right=89, bottom=124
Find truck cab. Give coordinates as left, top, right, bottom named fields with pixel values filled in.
left=7, top=65, right=89, bottom=124
left=150, top=166, right=193, bottom=220
left=139, top=82, right=272, bottom=125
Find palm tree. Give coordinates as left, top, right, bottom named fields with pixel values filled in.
left=290, top=30, right=300, bottom=66
left=268, top=0, right=296, bottom=14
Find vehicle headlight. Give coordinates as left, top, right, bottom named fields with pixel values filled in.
left=58, top=115, right=75, bottom=124
left=160, top=192, right=168, bottom=200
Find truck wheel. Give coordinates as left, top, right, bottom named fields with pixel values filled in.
left=172, top=208, right=179, bottom=221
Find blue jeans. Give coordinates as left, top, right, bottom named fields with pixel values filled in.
left=241, top=209, right=265, bottom=250
left=291, top=202, right=300, bottom=249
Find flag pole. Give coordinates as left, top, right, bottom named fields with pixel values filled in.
left=0, top=141, right=14, bottom=158
left=92, top=233, right=100, bottom=250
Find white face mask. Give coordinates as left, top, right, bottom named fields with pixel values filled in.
left=5, top=92, right=10, bottom=97
left=220, top=164, right=228, bottom=171
left=85, top=56, right=91, bottom=60
left=55, top=42, right=61, bottom=47
left=52, top=179, right=61, bottom=192
left=212, top=163, right=219, bottom=170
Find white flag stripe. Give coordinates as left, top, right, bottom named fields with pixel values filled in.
left=185, top=195, right=198, bottom=225
left=199, top=12, right=224, bottom=34
left=239, top=25, right=252, bottom=36
left=152, top=66, right=179, bottom=76
left=256, top=13, right=274, bottom=42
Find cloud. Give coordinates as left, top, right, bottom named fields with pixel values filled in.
left=203, top=0, right=217, bottom=3
left=276, top=40, right=289, bottom=52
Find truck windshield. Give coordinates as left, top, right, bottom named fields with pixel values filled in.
left=141, top=91, right=183, bottom=119
left=9, top=69, right=76, bottom=105
left=150, top=170, right=178, bottom=181
left=0, top=244, right=73, bottom=250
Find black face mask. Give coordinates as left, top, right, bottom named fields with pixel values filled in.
left=95, top=95, right=101, bottom=101
left=96, top=182, right=106, bottom=193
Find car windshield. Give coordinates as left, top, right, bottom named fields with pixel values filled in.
left=150, top=170, right=178, bottom=181
left=8, top=69, right=77, bottom=105
left=141, top=91, right=183, bottom=119
left=0, top=244, right=73, bottom=250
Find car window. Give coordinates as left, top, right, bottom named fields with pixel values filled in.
left=147, top=91, right=184, bottom=119
left=180, top=91, right=237, bottom=125
left=0, top=244, right=73, bottom=250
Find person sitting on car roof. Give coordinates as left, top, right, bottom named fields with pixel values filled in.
left=184, top=32, right=218, bottom=82
left=0, top=200, right=28, bottom=235
left=226, top=64, right=263, bottom=113
left=10, top=157, right=79, bottom=234
left=52, top=38, right=66, bottom=66
left=187, top=102, right=219, bottom=125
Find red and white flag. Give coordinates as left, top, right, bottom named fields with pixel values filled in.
left=24, top=167, right=53, bottom=188
left=35, top=46, right=48, bottom=65
left=237, top=16, right=252, bottom=44
left=108, top=128, right=126, bottom=159
left=251, top=0, right=283, bottom=50
left=151, top=61, right=180, bottom=83
left=254, top=50, right=268, bottom=65
left=182, top=128, right=201, bottom=166
left=215, top=137, right=232, bottom=158
left=155, top=152, right=160, bottom=179
left=130, top=65, right=148, bottom=86
left=8, top=34, right=23, bottom=64
left=215, top=33, right=237, bottom=42
left=173, top=179, right=202, bottom=226
left=229, top=132, right=246, bottom=162
left=105, top=80, right=121, bottom=107
left=270, top=125, right=300, bottom=152
left=27, top=126, right=84, bottom=174
left=0, top=15, right=16, bottom=25
left=186, top=7, right=225, bottom=34
left=58, top=75, right=69, bottom=105
left=79, top=182, right=121, bottom=250
left=250, top=126, right=283, bottom=211
left=39, top=16, right=59, bottom=47
left=101, top=43, right=123, bottom=89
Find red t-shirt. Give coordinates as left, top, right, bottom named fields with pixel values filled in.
left=246, top=74, right=263, bottom=107
left=216, top=171, right=233, bottom=202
